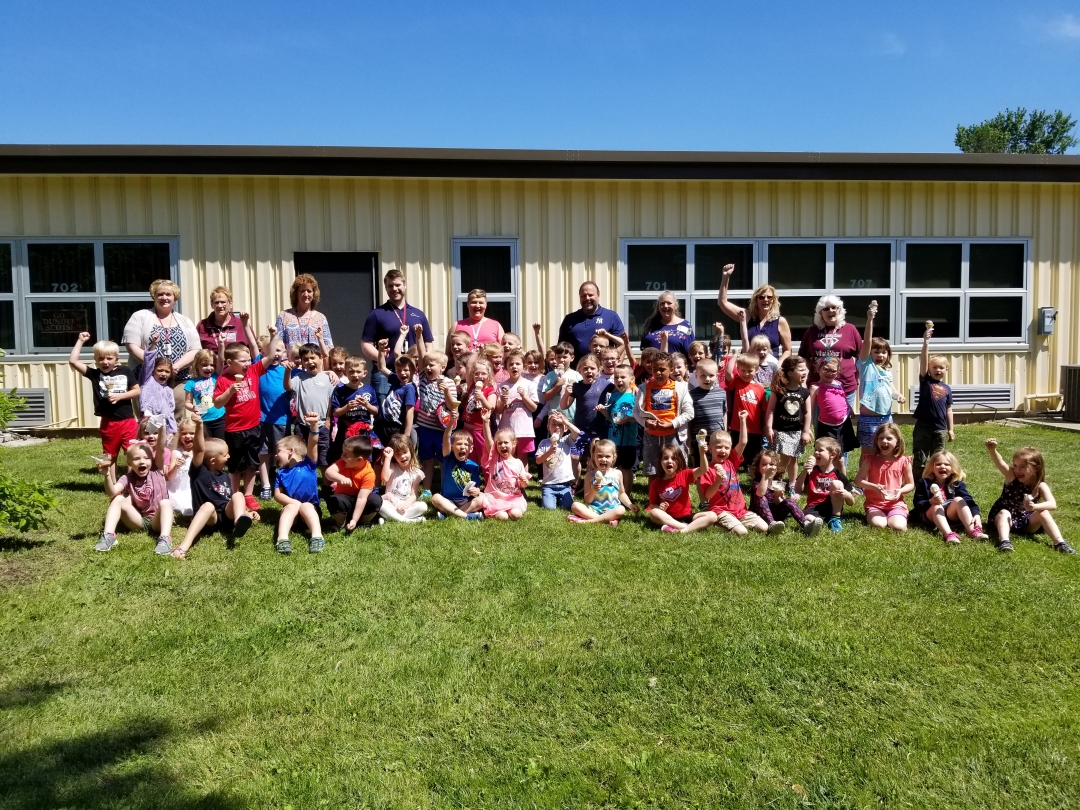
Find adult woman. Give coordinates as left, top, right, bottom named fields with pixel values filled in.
left=448, top=288, right=505, bottom=353
left=798, top=295, right=863, bottom=409
left=639, top=291, right=695, bottom=358
left=717, top=264, right=791, bottom=359
left=274, top=274, right=333, bottom=351
left=196, top=286, right=252, bottom=355
left=122, top=279, right=201, bottom=417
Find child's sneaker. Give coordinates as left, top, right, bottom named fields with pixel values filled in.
left=309, top=536, right=325, bottom=554
left=767, top=521, right=786, bottom=535
left=943, top=532, right=961, bottom=545
left=1054, top=540, right=1077, bottom=554
left=827, top=517, right=843, bottom=532
left=997, top=538, right=1014, bottom=553
left=244, top=494, right=261, bottom=512
left=436, top=512, right=448, bottom=520
left=801, top=516, right=823, bottom=537
left=154, top=536, right=173, bottom=555
left=966, top=526, right=989, bottom=540
left=786, top=485, right=797, bottom=500
left=661, top=525, right=681, bottom=533
left=275, top=538, right=293, bottom=555
left=465, top=512, right=484, bottom=521
left=233, top=514, right=253, bottom=539
left=259, top=486, right=273, bottom=500
left=95, top=532, right=118, bottom=552
left=419, top=490, right=432, bottom=501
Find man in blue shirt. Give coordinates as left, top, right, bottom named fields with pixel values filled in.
left=557, top=281, right=626, bottom=360
left=361, top=268, right=434, bottom=405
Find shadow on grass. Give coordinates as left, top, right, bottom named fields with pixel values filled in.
left=0, top=717, right=243, bottom=810
left=0, top=535, right=50, bottom=552
left=51, top=480, right=107, bottom=493
left=0, top=678, right=69, bottom=710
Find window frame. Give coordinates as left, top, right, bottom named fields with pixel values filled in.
left=451, top=237, right=520, bottom=336
left=0, top=240, right=15, bottom=353
left=619, top=237, right=1030, bottom=350
left=2, top=237, right=179, bottom=357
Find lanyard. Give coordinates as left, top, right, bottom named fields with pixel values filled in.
left=156, top=316, right=173, bottom=356
left=392, top=303, right=408, bottom=328
left=469, top=317, right=486, bottom=346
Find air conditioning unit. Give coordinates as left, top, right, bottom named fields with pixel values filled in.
left=1, top=389, right=53, bottom=430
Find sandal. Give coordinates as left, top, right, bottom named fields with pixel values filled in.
left=608, top=519, right=620, bottom=528
left=944, top=532, right=961, bottom=545
left=171, top=547, right=187, bottom=559
left=275, top=538, right=293, bottom=555
left=566, top=515, right=586, bottom=524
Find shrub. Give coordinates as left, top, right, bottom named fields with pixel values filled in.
left=0, top=387, right=56, bottom=532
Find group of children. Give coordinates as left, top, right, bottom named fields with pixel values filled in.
left=72, top=301, right=1075, bottom=558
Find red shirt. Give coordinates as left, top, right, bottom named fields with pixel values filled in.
left=724, top=376, right=766, bottom=434
left=699, top=449, right=746, bottom=517
left=214, top=362, right=268, bottom=432
left=648, top=468, right=696, bottom=518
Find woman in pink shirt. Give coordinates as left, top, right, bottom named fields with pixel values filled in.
left=797, top=295, right=863, bottom=410
left=447, top=288, right=505, bottom=353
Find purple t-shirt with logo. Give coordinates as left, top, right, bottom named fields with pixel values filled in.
left=558, top=306, right=625, bottom=360
left=798, top=323, right=863, bottom=395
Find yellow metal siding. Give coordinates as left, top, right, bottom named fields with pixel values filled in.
left=0, top=175, right=1077, bottom=428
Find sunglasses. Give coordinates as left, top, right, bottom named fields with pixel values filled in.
left=756, top=294, right=774, bottom=301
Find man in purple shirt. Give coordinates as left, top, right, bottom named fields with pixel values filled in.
left=361, top=268, right=434, bottom=404
left=557, top=281, right=626, bottom=359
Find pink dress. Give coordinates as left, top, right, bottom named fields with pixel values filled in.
left=454, top=317, right=503, bottom=352
left=483, top=454, right=530, bottom=517
left=863, top=455, right=910, bottom=515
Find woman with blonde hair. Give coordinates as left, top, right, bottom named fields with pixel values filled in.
left=197, top=285, right=254, bottom=354
left=274, top=273, right=333, bottom=350
left=717, top=263, right=791, bottom=359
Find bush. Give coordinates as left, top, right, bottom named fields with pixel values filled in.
left=0, top=387, right=56, bottom=532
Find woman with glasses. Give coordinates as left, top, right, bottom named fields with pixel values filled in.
left=797, top=295, right=863, bottom=412
left=640, top=291, right=695, bottom=358
left=717, top=264, right=791, bottom=359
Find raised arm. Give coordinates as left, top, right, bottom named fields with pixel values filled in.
left=190, top=411, right=205, bottom=467
left=101, top=462, right=125, bottom=499
left=154, top=423, right=167, bottom=471
left=919, top=327, right=932, bottom=376
left=303, top=412, right=320, bottom=463
left=716, top=264, right=745, bottom=321
left=68, top=332, right=91, bottom=375
left=412, top=323, right=427, bottom=360
left=860, top=301, right=877, bottom=363
left=240, top=313, right=258, bottom=354
left=738, top=309, right=749, bottom=350
left=532, top=323, right=547, bottom=360
left=984, top=438, right=1011, bottom=477
left=315, top=326, right=330, bottom=365
left=733, top=410, right=749, bottom=457
left=393, top=326, right=408, bottom=361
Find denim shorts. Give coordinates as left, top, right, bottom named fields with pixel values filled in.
left=541, top=482, right=575, bottom=510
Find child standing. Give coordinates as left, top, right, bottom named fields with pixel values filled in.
left=808, top=357, right=857, bottom=464
left=379, top=434, right=428, bottom=523
left=598, top=362, right=639, bottom=490
left=561, top=353, right=611, bottom=486
left=184, top=349, right=226, bottom=439
left=95, top=425, right=173, bottom=554
left=856, top=301, right=904, bottom=451
left=855, top=423, right=914, bottom=531
left=535, top=411, right=581, bottom=510
left=535, top=342, right=580, bottom=429
left=170, top=411, right=256, bottom=559
left=481, top=416, right=531, bottom=520
left=429, top=422, right=485, bottom=520
left=496, top=349, right=539, bottom=468
left=688, top=358, right=727, bottom=469
left=461, top=358, right=496, bottom=464
left=68, top=332, right=140, bottom=474
left=765, top=356, right=810, bottom=495
left=328, top=356, right=379, bottom=466
left=647, top=444, right=697, bottom=532
left=375, top=351, right=418, bottom=449
left=913, top=451, right=987, bottom=543
left=138, top=338, right=178, bottom=436
left=213, top=339, right=279, bottom=509
left=680, top=412, right=768, bottom=536
left=749, top=448, right=820, bottom=535
left=257, top=326, right=291, bottom=500
left=272, top=412, right=326, bottom=554
left=285, top=342, right=334, bottom=469
left=796, top=437, right=855, bottom=532
left=984, top=439, right=1074, bottom=553
left=723, top=354, right=767, bottom=468
left=413, top=349, right=456, bottom=495
left=739, top=312, right=779, bottom=390
left=568, top=439, right=635, bottom=526
left=324, top=434, right=383, bottom=530
left=634, top=352, right=693, bottom=478
left=913, top=326, right=954, bottom=472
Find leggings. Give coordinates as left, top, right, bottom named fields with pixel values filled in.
left=752, top=494, right=807, bottom=525
left=379, top=501, right=429, bottom=522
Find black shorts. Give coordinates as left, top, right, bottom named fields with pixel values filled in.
left=226, top=427, right=262, bottom=474
left=259, top=422, right=288, bottom=456
left=805, top=502, right=841, bottom=520
left=202, top=416, right=227, bottom=441
left=327, top=491, right=382, bottom=519
left=615, top=445, right=637, bottom=470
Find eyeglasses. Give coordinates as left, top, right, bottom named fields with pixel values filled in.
left=821, top=306, right=840, bottom=312
left=756, top=294, right=774, bottom=301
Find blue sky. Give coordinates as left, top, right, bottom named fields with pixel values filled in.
left=2, top=1, right=1078, bottom=152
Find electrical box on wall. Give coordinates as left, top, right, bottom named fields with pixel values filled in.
left=1038, top=307, right=1056, bottom=336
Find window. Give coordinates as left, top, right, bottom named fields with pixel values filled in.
left=622, top=240, right=755, bottom=347
left=451, top=239, right=519, bottom=336
left=900, top=242, right=1026, bottom=343
left=620, top=238, right=1027, bottom=349
left=1, top=239, right=177, bottom=355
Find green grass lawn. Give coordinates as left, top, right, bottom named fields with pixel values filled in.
left=1, top=423, right=1079, bottom=809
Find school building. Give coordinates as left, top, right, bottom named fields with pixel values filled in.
left=0, top=145, right=1079, bottom=429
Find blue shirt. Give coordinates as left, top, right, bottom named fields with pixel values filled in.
left=275, top=457, right=319, bottom=504
left=361, top=302, right=434, bottom=364
left=606, top=389, right=639, bottom=447
left=913, top=375, right=952, bottom=431
left=184, top=376, right=225, bottom=423
left=379, top=378, right=417, bottom=428
left=331, top=383, right=377, bottom=431
left=258, top=359, right=290, bottom=425
left=440, top=453, right=482, bottom=501
left=558, top=306, right=625, bottom=360
left=641, top=319, right=695, bottom=358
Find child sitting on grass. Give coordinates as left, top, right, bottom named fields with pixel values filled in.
left=984, top=438, right=1074, bottom=554
left=273, top=412, right=326, bottom=554
left=796, top=437, right=855, bottom=533
left=165, top=418, right=197, bottom=518
left=324, top=434, right=382, bottom=531
left=646, top=444, right=697, bottom=532
left=749, top=448, right=820, bottom=536
left=379, top=434, right=428, bottom=523
left=482, top=413, right=531, bottom=520
left=430, top=421, right=486, bottom=520
left=95, top=423, right=173, bottom=554
left=912, top=451, right=987, bottom=544
left=855, top=422, right=914, bottom=532
left=170, top=411, right=256, bottom=559
left=568, top=438, right=636, bottom=527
